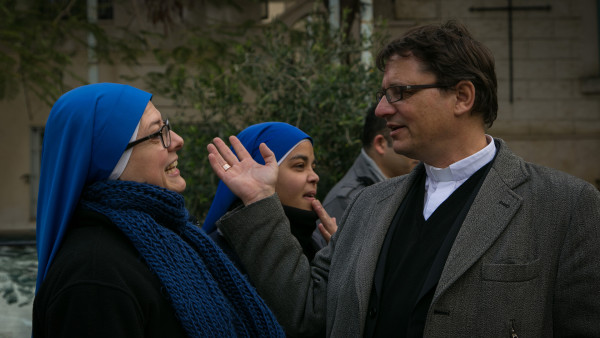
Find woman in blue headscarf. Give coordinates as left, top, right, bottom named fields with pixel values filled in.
left=33, top=83, right=284, bottom=337
left=203, top=122, right=337, bottom=264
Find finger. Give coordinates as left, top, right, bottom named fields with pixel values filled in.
left=313, top=199, right=338, bottom=233
left=208, top=141, right=236, bottom=177
left=318, top=223, right=332, bottom=243
left=324, top=217, right=338, bottom=236
left=258, top=142, right=277, bottom=168
left=207, top=143, right=225, bottom=167
left=207, top=151, right=229, bottom=179
left=229, top=136, right=252, bottom=161
left=312, top=199, right=330, bottom=222
left=212, top=137, right=240, bottom=165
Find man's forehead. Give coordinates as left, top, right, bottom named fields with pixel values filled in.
left=383, top=58, right=433, bottom=84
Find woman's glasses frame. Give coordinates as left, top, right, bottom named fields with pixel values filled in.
left=125, top=119, right=171, bottom=150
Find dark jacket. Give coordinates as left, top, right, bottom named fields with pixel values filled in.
left=33, top=208, right=186, bottom=337
left=322, top=150, right=386, bottom=221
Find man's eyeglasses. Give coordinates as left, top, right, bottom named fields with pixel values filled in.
left=376, top=84, right=448, bottom=103
left=126, top=119, right=171, bottom=150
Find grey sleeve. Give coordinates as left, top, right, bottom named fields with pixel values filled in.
left=553, top=183, right=600, bottom=336
left=217, top=194, right=329, bottom=337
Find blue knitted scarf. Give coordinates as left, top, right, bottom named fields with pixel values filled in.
left=79, top=180, right=285, bottom=337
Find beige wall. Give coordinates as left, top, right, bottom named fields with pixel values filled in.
left=0, top=91, right=40, bottom=235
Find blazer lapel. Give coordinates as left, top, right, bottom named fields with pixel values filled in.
left=355, top=165, right=424, bottom=324
left=433, top=140, right=528, bottom=300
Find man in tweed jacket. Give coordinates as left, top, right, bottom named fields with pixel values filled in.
left=208, top=20, right=600, bottom=337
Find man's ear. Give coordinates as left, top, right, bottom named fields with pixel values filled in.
left=372, top=134, right=387, bottom=156
left=454, top=80, right=475, bottom=116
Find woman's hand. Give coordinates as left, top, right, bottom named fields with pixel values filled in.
left=311, top=199, right=338, bottom=243
left=207, top=136, right=279, bottom=206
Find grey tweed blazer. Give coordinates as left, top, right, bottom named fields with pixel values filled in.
left=217, top=138, right=600, bottom=337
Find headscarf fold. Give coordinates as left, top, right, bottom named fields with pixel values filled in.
left=36, top=83, right=152, bottom=290
left=202, top=122, right=312, bottom=233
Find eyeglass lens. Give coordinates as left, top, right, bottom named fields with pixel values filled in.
left=376, top=87, right=404, bottom=103
left=387, top=87, right=404, bottom=101
left=161, top=120, right=171, bottom=148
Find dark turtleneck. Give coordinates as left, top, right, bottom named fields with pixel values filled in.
left=282, top=205, right=321, bottom=261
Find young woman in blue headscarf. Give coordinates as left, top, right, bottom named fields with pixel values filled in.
left=202, top=122, right=337, bottom=264
left=33, top=83, right=284, bottom=337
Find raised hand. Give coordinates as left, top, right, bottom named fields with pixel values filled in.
left=207, top=136, right=279, bottom=206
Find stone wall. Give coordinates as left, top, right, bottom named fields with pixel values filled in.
left=375, top=0, right=600, bottom=187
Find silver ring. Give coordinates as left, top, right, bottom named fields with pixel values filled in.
left=223, top=163, right=231, bottom=171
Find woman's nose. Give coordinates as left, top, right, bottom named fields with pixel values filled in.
left=309, top=169, right=319, bottom=183
left=169, top=130, right=184, bottom=151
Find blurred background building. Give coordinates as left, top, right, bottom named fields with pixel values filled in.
left=1, top=0, right=599, bottom=236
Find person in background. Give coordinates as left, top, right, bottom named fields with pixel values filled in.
left=322, top=104, right=419, bottom=221
left=33, top=83, right=284, bottom=337
left=206, top=20, right=600, bottom=337
left=202, top=122, right=336, bottom=264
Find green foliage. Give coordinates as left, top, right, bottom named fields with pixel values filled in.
left=0, top=0, right=149, bottom=106
left=1, top=0, right=385, bottom=222
left=143, top=24, right=247, bottom=219
left=146, top=7, right=385, bottom=221
left=233, top=14, right=382, bottom=200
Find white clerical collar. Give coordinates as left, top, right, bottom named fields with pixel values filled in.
left=424, top=135, right=496, bottom=183
left=421, top=135, right=496, bottom=220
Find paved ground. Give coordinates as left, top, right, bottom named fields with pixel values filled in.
left=0, top=297, right=32, bottom=338
left=0, top=245, right=35, bottom=338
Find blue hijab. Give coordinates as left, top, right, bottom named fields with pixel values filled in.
left=35, top=83, right=152, bottom=290
left=202, top=122, right=312, bottom=233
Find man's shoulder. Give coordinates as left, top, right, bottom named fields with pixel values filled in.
left=326, top=178, right=369, bottom=199
left=521, top=160, right=597, bottom=194
left=323, top=157, right=369, bottom=201
left=322, top=178, right=364, bottom=220
left=492, top=139, right=597, bottom=196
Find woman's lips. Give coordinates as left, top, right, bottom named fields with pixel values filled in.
left=165, top=160, right=179, bottom=174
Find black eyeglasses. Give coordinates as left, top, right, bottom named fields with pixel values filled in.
left=126, top=119, right=171, bottom=150
left=376, top=84, right=448, bottom=103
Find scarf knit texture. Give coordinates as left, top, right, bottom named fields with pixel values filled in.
left=79, top=180, right=285, bottom=337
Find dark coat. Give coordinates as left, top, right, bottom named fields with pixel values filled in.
left=33, top=209, right=186, bottom=337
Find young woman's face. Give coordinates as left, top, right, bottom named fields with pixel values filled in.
left=275, top=140, right=319, bottom=211
left=119, top=102, right=186, bottom=193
